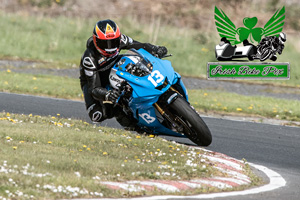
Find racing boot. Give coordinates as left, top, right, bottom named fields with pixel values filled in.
left=114, top=106, right=144, bottom=133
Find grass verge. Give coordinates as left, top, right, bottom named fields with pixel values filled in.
left=188, top=90, right=300, bottom=122
left=0, top=112, right=261, bottom=199
left=0, top=70, right=83, bottom=100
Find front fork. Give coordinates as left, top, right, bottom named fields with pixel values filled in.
left=153, top=86, right=184, bottom=132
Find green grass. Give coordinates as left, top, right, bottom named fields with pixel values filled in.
left=2, top=11, right=299, bottom=87
left=0, top=112, right=261, bottom=199
left=0, top=12, right=93, bottom=64
left=0, top=70, right=83, bottom=100
left=188, top=90, right=300, bottom=122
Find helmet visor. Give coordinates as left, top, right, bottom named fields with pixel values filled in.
left=95, top=37, right=121, bottom=50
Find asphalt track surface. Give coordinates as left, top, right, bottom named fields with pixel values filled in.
left=1, top=92, right=299, bottom=200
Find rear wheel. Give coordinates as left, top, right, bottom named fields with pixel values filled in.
left=168, top=96, right=212, bottom=146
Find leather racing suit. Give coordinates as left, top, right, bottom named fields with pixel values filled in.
left=79, top=34, right=166, bottom=129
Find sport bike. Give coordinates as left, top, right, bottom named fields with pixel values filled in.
left=255, top=44, right=278, bottom=61
left=108, top=49, right=212, bottom=146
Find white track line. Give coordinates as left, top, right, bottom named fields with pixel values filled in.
left=92, top=162, right=286, bottom=200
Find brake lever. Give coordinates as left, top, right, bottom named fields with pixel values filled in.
left=161, top=54, right=172, bottom=58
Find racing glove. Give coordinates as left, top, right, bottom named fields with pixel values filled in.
left=105, top=89, right=121, bottom=103
left=156, top=46, right=168, bottom=58
left=151, top=45, right=168, bottom=58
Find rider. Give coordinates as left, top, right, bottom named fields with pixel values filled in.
left=257, top=32, right=286, bottom=61
left=79, top=19, right=168, bottom=130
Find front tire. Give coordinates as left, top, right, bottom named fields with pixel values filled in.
left=260, top=48, right=272, bottom=61
left=169, top=96, right=212, bottom=146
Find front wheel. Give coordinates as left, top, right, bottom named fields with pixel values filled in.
left=169, top=96, right=212, bottom=146
left=260, top=48, right=272, bottom=61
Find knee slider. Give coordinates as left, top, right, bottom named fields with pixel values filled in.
left=87, top=103, right=103, bottom=122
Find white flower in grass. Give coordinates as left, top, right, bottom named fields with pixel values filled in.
left=15, top=190, right=23, bottom=196
left=58, top=186, right=63, bottom=192
left=94, top=192, right=103, bottom=197
left=186, top=160, right=192, bottom=166
left=73, top=192, right=78, bottom=197
left=92, top=176, right=101, bottom=180
left=162, top=172, right=170, bottom=176
left=74, top=172, right=81, bottom=178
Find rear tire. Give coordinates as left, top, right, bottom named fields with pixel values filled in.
left=169, top=96, right=212, bottom=146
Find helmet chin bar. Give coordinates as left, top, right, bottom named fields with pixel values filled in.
left=98, top=48, right=119, bottom=57
left=105, top=48, right=118, bottom=52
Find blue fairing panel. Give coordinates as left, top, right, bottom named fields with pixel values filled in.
left=111, top=48, right=188, bottom=137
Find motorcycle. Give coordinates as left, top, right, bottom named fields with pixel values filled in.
left=254, top=44, right=278, bottom=62
left=108, top=48, right=212, bottom=146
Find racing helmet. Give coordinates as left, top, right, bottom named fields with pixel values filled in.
left=93, top=19, right=121, bottom=57
left=278, top=32, right=286, bottom=44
